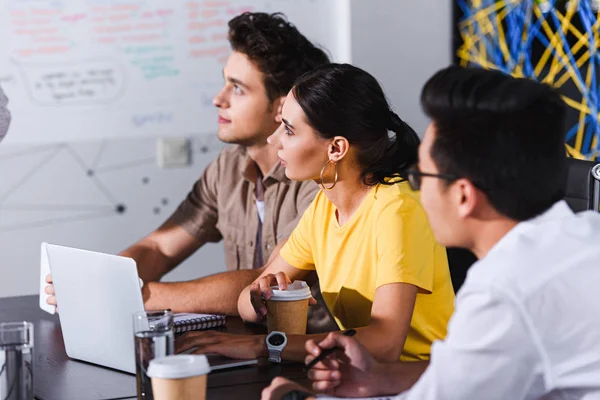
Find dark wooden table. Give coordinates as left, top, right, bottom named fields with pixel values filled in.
left=0, top=295, right=309, bottom=400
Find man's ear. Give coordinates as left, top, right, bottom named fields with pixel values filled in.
left=455, top=179, right=480, bottom=219
left=274, top=96, right=286, bottom=123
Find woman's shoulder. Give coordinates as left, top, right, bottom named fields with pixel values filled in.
left=373, top=180, right=422, bottom=212
left=370, top=182, right=430, bottom=234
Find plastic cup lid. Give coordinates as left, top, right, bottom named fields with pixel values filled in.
left=269, top=280, right=312, bottom=301
left=147, top=355, right=211, bottom=379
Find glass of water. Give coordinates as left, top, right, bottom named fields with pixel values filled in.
left=133, top=310, right=174, bottom=400
left=0, top=322, right=34, bottom=400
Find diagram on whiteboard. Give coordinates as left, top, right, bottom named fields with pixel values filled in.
left=13, top=57, right=127, bottom=106
left=0, top=0, right=346, bottom=144
left=0, top=134, right=221, bottom=232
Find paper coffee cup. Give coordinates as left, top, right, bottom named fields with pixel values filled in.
left=266, top=280, right=312, bottom=334
left=147, top=355, right=211, bottom=400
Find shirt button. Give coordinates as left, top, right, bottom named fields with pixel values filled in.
left=266, top=243, right=272, bottom=250
left=248, top=241, right=254, bottom=247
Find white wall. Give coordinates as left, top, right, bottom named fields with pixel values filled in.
left=350, top=0, right=452, bottom=135
left=0, top=0, right=451, bottom=298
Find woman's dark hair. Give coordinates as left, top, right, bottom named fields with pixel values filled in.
left=228, top=12, right=330, bottom=102
left=421, top=66, right=567, bottom=221
left=292, top=63, right=420, bottom=186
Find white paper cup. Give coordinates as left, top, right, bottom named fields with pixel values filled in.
left=148, top=355, right=211, bottom=400
left=266, top=280, right=312, bottom=334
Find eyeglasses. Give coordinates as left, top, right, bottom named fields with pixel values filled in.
left=405, top=167, right=460, bottom=191
left=405, top=166, right=486, bottom=192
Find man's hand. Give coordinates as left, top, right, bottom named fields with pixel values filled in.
left=249, top=272, right=316, bottom=320
left=261, top=377, right=316, bottom=400
left=44, top=273, right=58, bottom=313
left=305, top=332, right=382, bottom=398
left=176, top=331, right=267, bottom=360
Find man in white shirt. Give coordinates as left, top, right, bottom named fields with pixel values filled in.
left=261, top=66, right=600, bottom=400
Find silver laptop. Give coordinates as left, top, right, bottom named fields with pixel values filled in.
left=41, top=243, right=257, bottom=374
left=44, top=243, right=145, bottom=373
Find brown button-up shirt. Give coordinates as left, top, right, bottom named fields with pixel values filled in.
left=170, top=144, right=318, bottom=271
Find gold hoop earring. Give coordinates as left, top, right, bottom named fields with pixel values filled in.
left=320, top=160, right=338, bottom=191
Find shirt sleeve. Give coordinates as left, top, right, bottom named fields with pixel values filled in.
left=375, top=195, right=437, bottom=292
left=167, top=153, right=222, bottom=245
left=395, top=288, right=541, bottom=400
left=277, top=180, right=320, bottom=242
left=279, top=192, right=319, bottom=271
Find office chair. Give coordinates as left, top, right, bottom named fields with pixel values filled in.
left=564, top=157, right=600, bottom=213
left=446, top=247, right=477, bottom=293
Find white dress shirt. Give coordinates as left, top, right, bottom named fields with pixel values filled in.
left=397, top=201, right=600, bottom=400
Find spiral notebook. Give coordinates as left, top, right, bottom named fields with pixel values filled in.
left=173, top=313, right=227, bottom=334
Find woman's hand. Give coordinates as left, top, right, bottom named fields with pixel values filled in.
left=249, top=272, right=315, bottom=320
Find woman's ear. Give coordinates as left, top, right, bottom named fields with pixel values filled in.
left=328, top=136, right=350, bottom=162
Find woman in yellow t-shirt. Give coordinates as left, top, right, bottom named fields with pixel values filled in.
left=181, top=64, right=455, bottom=363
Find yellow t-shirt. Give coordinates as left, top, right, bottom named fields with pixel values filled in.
left=280, top=181, right=455, bottom=361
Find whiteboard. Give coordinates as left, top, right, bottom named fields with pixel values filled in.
left=0, top=0, right=350, bottom=144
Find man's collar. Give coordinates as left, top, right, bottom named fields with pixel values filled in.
left=486, top=200, right=574, bottom=258
left=240, top=152, right=288, bottom=184
left=519, top=200, right=573, bottom=226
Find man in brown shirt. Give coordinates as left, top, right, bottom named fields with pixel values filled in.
left=170, top=145, right=316, bottom=272
left=46, top=12, right=336, bottom=332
